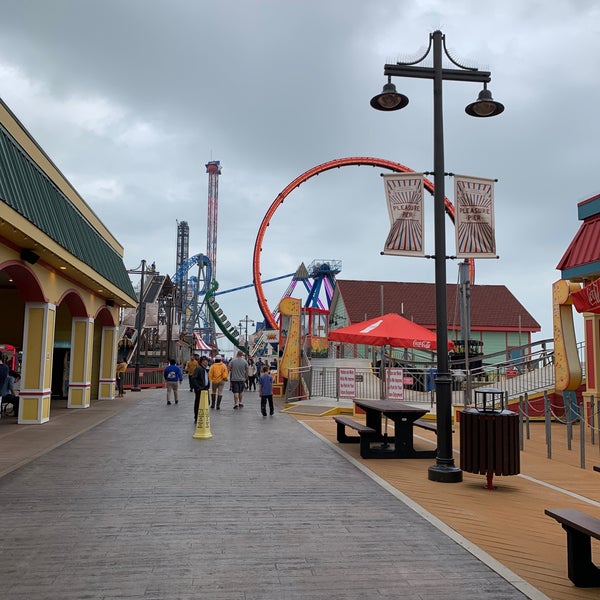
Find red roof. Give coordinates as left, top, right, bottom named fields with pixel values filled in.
left=334, top=280, right=540, bottom=332
left=556, top=213, right=600, bottom=279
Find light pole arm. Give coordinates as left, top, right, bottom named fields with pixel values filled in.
left=383, top=64, right=490, bottom=83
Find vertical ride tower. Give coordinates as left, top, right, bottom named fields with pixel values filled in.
left=206, top=161, right=221, bottom=280
left=176, top=220, right=190, bottom=332
left=205, top=160, right=221, bottom=350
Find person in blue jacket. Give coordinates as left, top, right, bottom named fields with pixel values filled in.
left=258, top=365, right=274, bottom=417
left=163, top=359, right=183, bottom=405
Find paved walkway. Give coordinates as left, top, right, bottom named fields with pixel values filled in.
left=0, top=387, right=532, bottom=599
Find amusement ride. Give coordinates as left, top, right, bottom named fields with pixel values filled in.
left=171, top=156, right=464, bottom=365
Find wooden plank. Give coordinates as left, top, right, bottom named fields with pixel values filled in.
left=299, top=416, right=600, bottom=600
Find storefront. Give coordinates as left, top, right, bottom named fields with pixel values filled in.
left=0, top=97, right=137, bottom=424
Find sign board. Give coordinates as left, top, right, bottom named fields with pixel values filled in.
left=337, top=367, right=356, bottom=399
left=386, top=367, right=404, bottom=400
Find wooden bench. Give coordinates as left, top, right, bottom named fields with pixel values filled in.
left=332, top=415, right=377, bottom=456
left=594, top=465, right=600, bottom=473
left=545, top=508, right=600, bottom=587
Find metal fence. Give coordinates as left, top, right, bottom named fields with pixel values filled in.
left=121, top=367, right=165, bottom=390
left=518, top=391, right=600, bottom=469
left=285, top=338, right=586, bottom=406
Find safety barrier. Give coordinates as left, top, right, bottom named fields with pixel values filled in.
left=121, top=367, right=165, bottom=390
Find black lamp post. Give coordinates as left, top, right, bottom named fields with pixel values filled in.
left=130, top=259, right=147, bottom=392
left=370, top=30, right=504, bottom=483
left=238, top=315, right=255, bottom=353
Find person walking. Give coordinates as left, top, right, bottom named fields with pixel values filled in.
left=191, top=355, right=210, bottom=423
left=258, top=365, right=274, bottom=416
left=163, top=359, right=183, bottom=405
left=247, top=358, right=257, bottom=391
left=208, top=354, right=229, bottom=410
left=185, top=354, right=199, bottom=392
left=255, top=357, right=264, bottom=377
left=116, top=359, right=127, bottom=398
left=229, top=350, right=248, bottom=409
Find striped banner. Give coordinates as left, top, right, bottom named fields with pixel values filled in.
left=454, top=175, right=496, bottom=258
left=382, top=173, right=425, bottom=257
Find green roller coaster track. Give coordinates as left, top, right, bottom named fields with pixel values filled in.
left=205, top=280, right=249, bottom=354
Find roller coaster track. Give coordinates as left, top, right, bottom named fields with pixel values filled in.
left=205, top=269, right=310, bottom=354
left=205, top=280, right=249, bottom=353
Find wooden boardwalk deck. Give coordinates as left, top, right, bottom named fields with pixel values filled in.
left=298, top=415, right=600, bottom=600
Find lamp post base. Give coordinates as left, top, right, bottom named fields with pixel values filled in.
left=428, top=463, right=463, bottom=483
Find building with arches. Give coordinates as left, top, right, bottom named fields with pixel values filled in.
left=0, top=98, right=137, bottom=424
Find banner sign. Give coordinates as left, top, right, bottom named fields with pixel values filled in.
left=382, top=173, right=425, bottom=257
left=263, top=329, right=279, bottom=343
left=572, top=279, right=600, bottom=314
left=454, top=175, right=496, bottom=258
left=386, top=367, right=404, bottom=400
left=337, top=368, right=356, bottom=399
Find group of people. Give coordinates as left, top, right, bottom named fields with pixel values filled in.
left=164, top=351, right=275, bottom=422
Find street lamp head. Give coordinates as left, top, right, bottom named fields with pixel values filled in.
left=465, top=84, right=504, bottom=118
left=370, top=78, right=409, bottom=112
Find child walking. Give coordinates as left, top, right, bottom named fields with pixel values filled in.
left=258, top=365, right=274, bottom=416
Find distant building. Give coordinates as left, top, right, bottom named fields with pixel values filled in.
left=328, top=279, right=540, bottom=361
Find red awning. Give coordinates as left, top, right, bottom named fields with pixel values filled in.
left=571, top=280, right=600, bottom=314
left=193, top=332, right=212, bottom=351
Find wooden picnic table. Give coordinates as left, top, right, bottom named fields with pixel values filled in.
left=352, top=399, right=437, bottom=459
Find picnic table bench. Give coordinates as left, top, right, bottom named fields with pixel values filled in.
left=332, top=415, right=377, bottom=457
left=545, top=508, right=600, bottom=587
left=335, top=400, right=437, bottom=459
left=414, top=418, right=437, bottom=433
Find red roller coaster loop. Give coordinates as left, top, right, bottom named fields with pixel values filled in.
left=253, top=156, right=459, bottom=331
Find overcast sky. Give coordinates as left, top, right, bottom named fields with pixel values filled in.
left=0, top=0, right=598, bottom=350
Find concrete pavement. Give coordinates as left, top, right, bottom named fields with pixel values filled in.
left=0, top=386, right=532, bottom=599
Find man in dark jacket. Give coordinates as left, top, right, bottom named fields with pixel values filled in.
left=191, top=355, right=210, bottom=423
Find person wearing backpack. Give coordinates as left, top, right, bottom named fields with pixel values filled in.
left=163, top=359, right=183, bottom=405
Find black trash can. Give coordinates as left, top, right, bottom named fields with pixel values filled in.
left=460, top=387, right=520, bottom=489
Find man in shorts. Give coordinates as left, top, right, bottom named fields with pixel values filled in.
left=229, top=351, right=249, bottom=409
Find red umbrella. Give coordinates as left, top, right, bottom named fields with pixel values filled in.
left=328, top=313, right=454, bottom=351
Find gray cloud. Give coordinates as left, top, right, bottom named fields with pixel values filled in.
left=0, top=0, right=598, bottom=347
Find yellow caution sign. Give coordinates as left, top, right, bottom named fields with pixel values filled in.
left=193, top=390, right=212, bottom=439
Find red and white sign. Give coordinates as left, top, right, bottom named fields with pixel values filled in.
left=386, top=367, right=404, bottom=400
left=572, top=279, right=600, bottom=314
left=337, top=368, right=356, bottom=399
left=263, top=329, right=279, bottom=342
